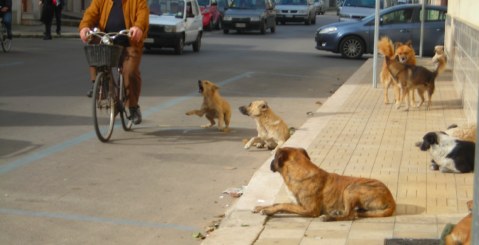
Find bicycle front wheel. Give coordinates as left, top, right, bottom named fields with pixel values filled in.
left=92, top=71, right=115, bottom=142
left=0, top=23, right=11, bottom=52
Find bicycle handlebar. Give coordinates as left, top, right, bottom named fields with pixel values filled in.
left=87, top=29, right=131, bottom=45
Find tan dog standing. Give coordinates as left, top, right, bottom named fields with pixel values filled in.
left=254, top=147, right=396, bottom=220
left=239, top=100, right=290, bottom=152
left=186, top=80, right=231, bottom=132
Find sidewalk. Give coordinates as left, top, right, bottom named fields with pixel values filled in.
left=12, top=23, right=79, bottom=38
left=203, top=58, right=473, bottom=245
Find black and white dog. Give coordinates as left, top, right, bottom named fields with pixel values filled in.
left=418, top=131, right=475, bottom=173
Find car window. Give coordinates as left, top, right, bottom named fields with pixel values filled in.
left=230, top=0, right=264, bottom=9
left=198, top=0, right=210, bottom=6
left=420, top=8, right=447, bottom=22
left=278, top=0, right=307, bottom=5
left=149, top=0, right=186, bottom=18
left=381, top=8, right=414, bottom=25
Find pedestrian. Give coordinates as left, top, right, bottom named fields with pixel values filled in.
left=0, top=0, right=12, bottom=39
left=79, top=0, right=149, bottom=125
left=39, top=0, right=54, bottom=40
left=54, top=0, right=63, bottom=35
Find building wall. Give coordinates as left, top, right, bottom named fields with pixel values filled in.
left=445, top=0, right=479, bottom=123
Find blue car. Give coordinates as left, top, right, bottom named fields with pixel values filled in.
left=315, top=4, right=447, bottom=59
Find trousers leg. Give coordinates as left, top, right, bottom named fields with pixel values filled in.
left=122, top=46, right=143, bottom=108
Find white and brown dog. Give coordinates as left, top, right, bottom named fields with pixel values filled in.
left=239, top=100, right=290, bottom=152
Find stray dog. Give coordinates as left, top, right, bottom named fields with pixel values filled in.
left=380, top=40, right=416, bottom=105
left=445, top=123, right=476, bottom=143
left=432, top=45, right=447, bottom=64
left=378, top=36, right=447, bottom=110
left=239, top=100, right=290, bottom=152
left=441, top=200, right=472, bottom=245
left=253, top=147, right=396, bottom=220
left=418, top=131, right=475, bottom=173
left=186, top=80, right=231, bottom=132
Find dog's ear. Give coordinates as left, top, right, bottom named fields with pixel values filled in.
left=298, top=148, right=311, bottom=160
left=425, top=132, right=439, bottom=145
left=405, top=40, right=413, bottom=48
left=273, top=148, right=287, bottom=170
left=211, top=83, right=219, bottom=91
left=260, top=102, right=269, bottom=111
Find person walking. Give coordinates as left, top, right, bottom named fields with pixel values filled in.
left=39, top=0, right=54, bottom=40
left=53, top=0, right=63, bottom=35
left=0, top=0, right=13, bottom=40
left=79, top=0, right=149, bottom=125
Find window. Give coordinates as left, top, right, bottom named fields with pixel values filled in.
left=382, top=8, right=414, bottom=24
left=420, top=9, right=446, bottom=22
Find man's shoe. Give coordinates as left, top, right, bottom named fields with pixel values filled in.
left=129, top=106, right=142, bottom=125
left=86, top=85, right=93, bottom=98
left=43, top=35, right=52, bottom=40
left=56, top=30, right=61, bottom=36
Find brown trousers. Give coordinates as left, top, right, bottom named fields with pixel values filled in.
left=89, top=45, right=143, bottom=108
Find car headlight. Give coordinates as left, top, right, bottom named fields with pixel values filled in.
left=319, top=26, right=337, bottom=34
left=224, top=16, right=232, bottom=21
left=164, top=25, right=176, bottom=32
left=250, top=16, right=260, bottom=21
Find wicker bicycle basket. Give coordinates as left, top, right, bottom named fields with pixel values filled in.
left=84, top=44, right=124, bottom=67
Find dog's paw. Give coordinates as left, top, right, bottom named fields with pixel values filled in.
left=430, top=162, right=439, bottom=171
left=329, top=210, right=343, bottom=217
left=201, top=124, right=214, bottom=128
left=319, top=215, right=332, bottom=222
left=254, top=142, right=265, bottom=148
left=253, top=206, right=270, bottom=215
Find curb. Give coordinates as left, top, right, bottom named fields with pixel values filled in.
left=202, top=58, right=375, bottom=244
left=13, top=33, right=79, bottom=39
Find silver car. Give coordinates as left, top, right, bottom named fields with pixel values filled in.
left=315, top=4, right=447, bottom=58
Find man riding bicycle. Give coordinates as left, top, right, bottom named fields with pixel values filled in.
left=0, top=0, right=12, bottom=40
left=79, top=0, right=149, bottom=125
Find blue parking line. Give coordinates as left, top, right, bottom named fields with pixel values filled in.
left=0, top=208, right=199, bottom=231
left=0, top=72, right=254, bottom=175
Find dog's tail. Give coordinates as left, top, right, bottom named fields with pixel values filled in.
left=378, top=36, right=395, bottom=59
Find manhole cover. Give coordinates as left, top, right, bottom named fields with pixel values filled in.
left=384, top=238, right=440, bottom=245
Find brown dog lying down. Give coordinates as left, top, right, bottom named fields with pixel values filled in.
left=186, top=80, right=231, bottom=132
left=254, top=147, right=396, bottom=220
left=441, top=200, right=472, bottom=245
left=445, top=123, right=476, bottom=143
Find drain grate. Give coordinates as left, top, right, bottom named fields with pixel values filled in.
left=384, top=238, right=441, bottom=245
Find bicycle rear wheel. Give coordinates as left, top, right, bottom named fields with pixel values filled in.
left=0, top=22, right=11, bottom=52
left=118, top=73, right=133, bottom=131
left=92, top=71, right=115, bottom=142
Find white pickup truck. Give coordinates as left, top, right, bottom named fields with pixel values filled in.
left=145, top=0, right=203, bottom=54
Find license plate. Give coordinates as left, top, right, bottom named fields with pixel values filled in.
left=235, top=23, right=246, bottom=28
left=144, top=38, right=154, bottom=43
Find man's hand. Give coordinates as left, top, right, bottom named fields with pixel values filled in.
left=79, top=27, right=91, bottom=43
left=129, top=26, right=144, bottom=43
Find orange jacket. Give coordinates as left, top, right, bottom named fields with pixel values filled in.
left=79, top=0, right=149, bottom=47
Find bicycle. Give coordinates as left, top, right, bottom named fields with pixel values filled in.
left=84, top=29, right=133, bottom=142
left=0, top=16, right=12, bottom=52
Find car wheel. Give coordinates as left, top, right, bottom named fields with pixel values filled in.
left=260, top=21, right=266, bottom=34
left=339, top=36, right=364, bottom=59
left=175, top=36, right=184, bottom=55
left=271, top=22, right=276, bottom=33
left=216, top=18, right=223, bottom=30
left=281, top=20, right=285, bottom=25
left=305, top=15, right=311, bottom=25
left=223, top=28, right=229, bottom=34
left=193, top=33, right=202, bottom=52
left=312, top=15, right=316, bottom=24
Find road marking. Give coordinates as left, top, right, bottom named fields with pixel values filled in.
left=0, top=208, right=199, bottom=231
left=0, top=61, right=24, bottom=68
left=0, top=72, right=255, bottom=175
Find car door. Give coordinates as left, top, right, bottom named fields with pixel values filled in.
left=185, top=0, right=203, bottom=43
left=376, top=7, right=417, bottom=45
left=410, top=7, right=447, bottom=55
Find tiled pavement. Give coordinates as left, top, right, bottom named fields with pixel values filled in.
left=204, top=58, right=473, bottom=245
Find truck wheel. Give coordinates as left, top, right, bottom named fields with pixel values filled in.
left=223, top=29, right=229, bottom=34
left=193, top=33, right=202, bottom=52
left=175, top=37, right=184, bottom=55
left=260, top=21, right=266, bottom=34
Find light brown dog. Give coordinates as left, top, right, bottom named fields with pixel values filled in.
left=239, top=100, right=290, bottom=152
left=379, top=36, right=446, bottom=110
left=253, top=147, right=396, bottom=220
left=380, top=40, right=417, bottom=105
left=442, top=200, right=472, bottom=245
left=186, top=80, right=231, bottom=132
left=432, top=45, right=447, bottom=64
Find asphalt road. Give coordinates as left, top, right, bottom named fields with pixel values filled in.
left=0, top=13, right=366, bottom=245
